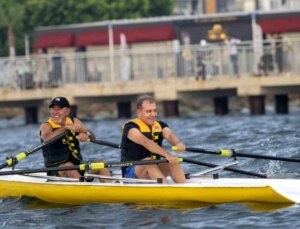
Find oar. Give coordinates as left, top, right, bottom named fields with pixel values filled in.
left=172, top=146, right=300, bottom=163
left=0, top=159, right=169, bottom=176
left=91, top=139, right=267, bottom=178
left=0, top=131, right=67, bottom=170
left=182, top=158, right=267, bottom=178
left=90, top=139, right=121, bottom=149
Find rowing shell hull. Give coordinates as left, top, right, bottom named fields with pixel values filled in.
left=0, top=175, right=300, bottom=205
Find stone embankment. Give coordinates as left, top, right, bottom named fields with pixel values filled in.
left=1, top=95, right=299, bottom=121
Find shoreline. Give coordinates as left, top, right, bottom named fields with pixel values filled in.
left=1, top=95, right=299, bottom=121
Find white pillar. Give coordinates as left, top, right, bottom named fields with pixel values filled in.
left=108, top=22, right=115, bottom=82
left=24, top=34, right=30, bottom=60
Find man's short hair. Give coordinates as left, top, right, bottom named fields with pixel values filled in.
left=136, top=95, right=156, bottom=109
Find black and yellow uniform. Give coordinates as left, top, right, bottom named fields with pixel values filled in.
left=41, top=117, right=82, bottom=168
left=121, top=118, right=168, bottom=162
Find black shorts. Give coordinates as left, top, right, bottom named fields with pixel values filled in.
left=46, top=158, right=82, bottom=177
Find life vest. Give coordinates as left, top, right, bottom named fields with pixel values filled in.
left=121, top=118, right=164, bottom=161
left=41, top=117, right=82, bottom=167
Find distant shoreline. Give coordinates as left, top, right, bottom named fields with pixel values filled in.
left=1, top=95, right=299, bottom=121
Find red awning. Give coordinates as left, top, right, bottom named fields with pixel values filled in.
left=258, top=16, right=300, bottom=33
left=75, top=30, right=109, bottom=47
left=33, top=33, right=74, bottom=49
left=75, top=25, right=174, bottom=47
left=115, top=25, right=174, bottom=43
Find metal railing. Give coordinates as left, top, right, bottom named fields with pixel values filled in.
left=0, top=38, right=299, bottom=90
left=174, top=0, right=300, bottom=16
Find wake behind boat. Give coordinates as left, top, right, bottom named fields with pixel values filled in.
left=1, top=171, right=300, bottom=206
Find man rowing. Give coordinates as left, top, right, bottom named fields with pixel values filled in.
left=120, top=95, right=186, bottom=184
left=39, top=96, right=111, bottom=180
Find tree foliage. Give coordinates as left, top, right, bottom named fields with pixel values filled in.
left=0, top=0, right=24, bottom=57
left=0, top=0, right=175, bottom=56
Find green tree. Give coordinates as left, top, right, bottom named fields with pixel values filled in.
left=0, top=0, right=24, bottom=57
left=24, top=0, right=175, bottom=27
left=148, top=0, right=175, bottom=16
left=0, top=0, right=175, bottom=56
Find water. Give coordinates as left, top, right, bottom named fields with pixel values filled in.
left=1, top=111, right=300, bottom=228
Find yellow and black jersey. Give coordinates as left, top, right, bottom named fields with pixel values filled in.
left=40, top=117, right=82, bottom=167
left=120, top=118, right=168, bottom=161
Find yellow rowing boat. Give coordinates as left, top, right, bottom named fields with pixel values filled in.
left=0, top=173, right=299, bottom=205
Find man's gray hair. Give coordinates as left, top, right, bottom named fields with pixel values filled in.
left=136, top=95, right=156, bottom=109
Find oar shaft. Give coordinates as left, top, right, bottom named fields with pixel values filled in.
left=91, top=140, right=267, bottom=178
left=91, top=139, right=121, bottom=149
left=235, top=152, right=300, bottom=163
left=0, top=165, right=80, bottom=175
left=26, top=131, right=68, bottom=157
left=185, top=147, right=221, bottom=155
left=184, top=147, right=300, bottom=164
left=0, top=159, right=170, bottom=176
left=105, top=159, right=168, bottom=168
left=182, top=158, right=267, bottom=178
left=0, top=131, right=67, bottom=170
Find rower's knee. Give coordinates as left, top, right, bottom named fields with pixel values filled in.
left=60, top=162, right=75, bottom=167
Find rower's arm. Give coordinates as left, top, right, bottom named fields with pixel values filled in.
left=162, top=127, right=185, bottom=153
left=127, top=128, right=177, bottom=163
left=40, top=122, right=66, bottom=142
left=73, top=118, right=95, bottom=141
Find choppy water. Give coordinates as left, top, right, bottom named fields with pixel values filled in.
left=1, top=109, right=300, bottom=228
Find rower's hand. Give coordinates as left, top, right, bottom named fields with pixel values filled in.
left=76, top=132, right=89, bottom=142
left=65, top=123, right=81, bottom=133
left=172, top=143, right=186, bottom=153
left=165, top=154, right=180, bottom=164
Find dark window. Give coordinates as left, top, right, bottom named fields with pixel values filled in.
left=217, top=0, right=235, bottom=13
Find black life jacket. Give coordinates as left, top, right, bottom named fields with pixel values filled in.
left=41, top=117, right=82, bottom=167
left=121, top=118, right=164, bottom=161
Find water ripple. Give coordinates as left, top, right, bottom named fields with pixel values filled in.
left=1, top=113, right=300, bottom=228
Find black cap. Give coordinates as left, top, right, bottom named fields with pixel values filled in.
left=49, top=97, right=70, bottom=108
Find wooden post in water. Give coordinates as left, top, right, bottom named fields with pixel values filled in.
left=213, top=97, right=228, bottom=115
left=117, top=101, right=131, bottom=118
left=275, top=94, right=288, bottom=114
left=249, top=95, right=265, bottom=115
left=25, top=106, right=38, bottom=124
left=162, top=100, right=179, bottom=117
